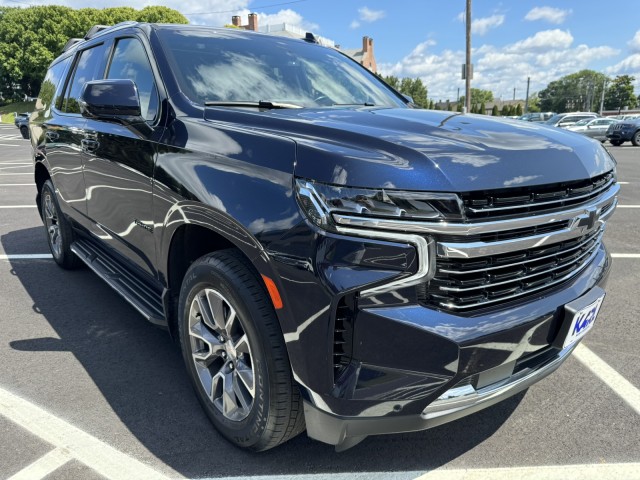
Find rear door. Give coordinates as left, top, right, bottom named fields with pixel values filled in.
left=43, top=43, right=109, bottom=218
left=82, top=34, right=164, bottom=277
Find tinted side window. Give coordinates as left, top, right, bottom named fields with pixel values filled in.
left=36, top=56, right=71, bottom=113
left=107, top=38, right=158, bottom=121
left=64, top=44, right=107, bottom=114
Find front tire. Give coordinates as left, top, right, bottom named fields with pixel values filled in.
left=632, top=131, right=640, bottom=147
left=178, top=250, right=304, bottom=451
left=41, top=180, right=81, bottom=269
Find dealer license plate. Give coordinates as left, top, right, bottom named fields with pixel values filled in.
left=563, top=294, right=604, bottom=348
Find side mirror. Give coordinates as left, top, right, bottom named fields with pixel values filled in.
left=79, top=79, right=142, bottom=121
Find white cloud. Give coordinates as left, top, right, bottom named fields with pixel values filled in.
left=606, top=54, right=640, bottom=73
left=628, top=31, right=640, bottom=53
left=457, top=12, right=505, bottom=36
left=506, top=29, right=573, bottom=53
left=350, top=6, right=385, bottom=29
left=525, top=7, right=572, bottom=25
left=358, top=7, right=386, bottom=23
left=256, top=9, right=319, bottom=31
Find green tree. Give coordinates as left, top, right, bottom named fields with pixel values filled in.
left=0, top=6, right=187, bottom=97
left=382, top=75, right=400, bottom=90
left=604, top=75, right=637, bottom=112
left=491, top=104, right=498, bottom=116
left=459, top=88, right=494, bottom=106
left=428, top=99, right=434, bottom=109
left=515, top=103, right=523, bottom=116
left=479, top=101, right=486, bottom=114
left=501, top=105, right=509, bottom=116
left=538, top=70, right=609, bottom=113
left=526, top=94, right=541, bottom=112
left=399, top=77, right=429, bottom=108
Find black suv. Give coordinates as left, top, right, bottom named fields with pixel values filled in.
left=606, top=118, right=640, bottom=146
left=31, top=23, right=618, bottom=451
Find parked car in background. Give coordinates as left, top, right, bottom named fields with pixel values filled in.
left=14, top=112, right=30, bottom=138
left=545, top=112, right=598, bottom=128
left=31, top=22, right=619, bottom=452
left=609, top=114, right=640, bottom=121
left=606, top=118, right=640, bottom=146
left=517, top=112, right=555, bottom=122
left=566, top=117, right=619, bottom=143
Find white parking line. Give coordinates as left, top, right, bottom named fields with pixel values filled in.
left=573, top=343, right=640, bottom=415
left=0, top=385, right=178, bottom=480
left=612, top=254, right=640, bottom=258
left=8, top=448, right=72, bottom=480
left=617, top=205, right=640, bottom=208
left=618, top=181, right=630, bottom=185
left=0, top=255, right=52, bottom=260
left=415, top=463, right=640, bottom=480
left=0, top=173, right=31, bottom=176
left=0, top=144, right=20, bottom=147
left=0, top=205, right=37, bottom=208
left=0, top=184, right=35, bottom=186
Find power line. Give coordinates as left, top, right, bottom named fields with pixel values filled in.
left=182, top=0, right=308, bottom=16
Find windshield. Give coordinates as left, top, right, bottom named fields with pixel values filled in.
left=545, top=114, right=566, bottom=125
left=573, top=119, right=591, bottom=126
left=157, top=28, right=405, bottom=109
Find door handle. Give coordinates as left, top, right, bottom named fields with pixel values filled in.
left=81, top=139, right=99, bottom=154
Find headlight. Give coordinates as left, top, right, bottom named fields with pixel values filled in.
left=295, top=178, right=463, bottom=231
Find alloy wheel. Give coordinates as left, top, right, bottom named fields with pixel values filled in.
left=188, top=288, right=255, bottom=421
left=43, top=192, right=62, bottom=258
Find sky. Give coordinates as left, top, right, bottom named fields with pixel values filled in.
left=3, top=0, right=640, bottom=102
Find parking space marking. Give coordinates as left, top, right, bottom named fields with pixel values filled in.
left=8, top=448, right=72, bottom=480
left=0, top=184, right=34, bottom=186
left=612, top=254, right=640, bottom=258
left=0, top=385, right=178, bottom=480
left=0, top=205, right=37, bottom=208
left=0, top=173, right=32, bottom=176
left=618, top=181, right=630, bottom=184
left=574, top=344, right=640, bottom=415
left=0, top=255, right=52, bottom=260
left=0, top=144, right=20, bottom=147
left=415, top=463, right=640, bottom=480
left=617, top=205, right=640, bottom=208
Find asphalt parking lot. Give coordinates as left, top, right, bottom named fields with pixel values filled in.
left=0, top=122, right=639, bottom=480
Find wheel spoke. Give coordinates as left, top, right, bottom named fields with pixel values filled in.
left=235, top=359, right=255, bottom=396
left=234, top=334, right=250, bottom=355
left=44, top=195, right=55, bottom=221
left=221, top=371, right=238, bottom=417
left=233, top=371, right=253, bottom=411
left=195, top=293, right=217, bottom=333
left=206, top=290, right=227, bottom=332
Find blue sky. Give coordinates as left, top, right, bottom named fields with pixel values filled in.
left=4, top=0, right=639, bottom=101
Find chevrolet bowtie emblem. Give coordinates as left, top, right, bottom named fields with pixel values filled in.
left=575, top=207, right=600, bottom=231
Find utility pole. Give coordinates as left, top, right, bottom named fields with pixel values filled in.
left=599, top=78, right=607, bottom=115
left=513, top=87, right=516, bottom=101
left=524, top=77, right=530, bottom=113
left=465, top=0, right=471, bottom=113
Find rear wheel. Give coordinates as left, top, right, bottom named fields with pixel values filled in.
left=632, top=131, right=640, bottom=147
left=41, top=180, right=81, bottom=269
left=178, top=250, right=304, bottom=451
left=19, top=125, right=29, bottom=139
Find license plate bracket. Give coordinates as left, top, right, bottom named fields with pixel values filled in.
left=554, top=286, right=605, bottom=349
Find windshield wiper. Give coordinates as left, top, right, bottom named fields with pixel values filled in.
left=332, top=102, right=376, bottom=107
left=204, top=100, right=303, bottom=109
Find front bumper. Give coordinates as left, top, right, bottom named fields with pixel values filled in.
left=299, top=245, right=611, bottom=450
left=305, top=339, right=578, bottom=451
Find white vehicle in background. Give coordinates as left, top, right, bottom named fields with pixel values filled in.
left=566, top=117, right=619, bottom=143
left=545, top=112, right=598, bottom=128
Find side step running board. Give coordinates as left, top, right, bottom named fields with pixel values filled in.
left=71, top=239, right=166, bottom=326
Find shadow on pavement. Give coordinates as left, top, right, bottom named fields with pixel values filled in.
left=2, top=226, right=524, bottom=478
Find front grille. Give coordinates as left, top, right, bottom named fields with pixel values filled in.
left=461, top=172, right=614, bottom=219
left=422, top=226, right=604, bottom=311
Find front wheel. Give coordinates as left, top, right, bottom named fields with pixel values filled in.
left=41, top=180, right=81, bottom=269
left=20, top=125, right=29, bottom=139
left=178, top=250, right=304, bottom=451
left=632, top=131, right=640, bottom=147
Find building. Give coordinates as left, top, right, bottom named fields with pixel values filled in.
left=229, top=14, right=377, bottom=72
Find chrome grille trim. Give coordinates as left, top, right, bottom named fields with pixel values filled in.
left=431, top=244, right=602, bottom=311
left=333, top=183, right=619, bottom=236
left=436, top=230, right=602, bottom=293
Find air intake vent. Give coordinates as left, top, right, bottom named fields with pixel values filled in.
left=333, top=298, right=354, bottom=381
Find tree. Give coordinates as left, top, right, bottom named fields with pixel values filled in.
left=491, top=105, right=498, bottom=116
left=538, top=70, right=609, bottom=113
left=501, top=105, right=509, bottom=116
left=399, top=77, right=429, bottom=108
left=515, top=103, right=523, bottom=116
left=604, top=75, right=637, bottom=112
left=0, top=6, right=187, bottom=98
left=459, top=88, right=494, bottom=106
left=382, top=75, right=400, bottom=90
left=428, top=99, right=434, bottom=109
left=479, top=101, right=486, bottom=115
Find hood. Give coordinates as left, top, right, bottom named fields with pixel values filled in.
left=207, top=107, right=615, bottom=192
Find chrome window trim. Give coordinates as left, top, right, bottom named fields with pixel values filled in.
left=333, top=183, right=619, bottom=236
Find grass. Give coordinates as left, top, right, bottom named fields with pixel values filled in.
left=0, top=101, right=37, bottom=124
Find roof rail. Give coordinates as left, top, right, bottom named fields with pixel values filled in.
left=62, top=38, right=83, bottom=53
left=84, top=21, right=138, bottom=40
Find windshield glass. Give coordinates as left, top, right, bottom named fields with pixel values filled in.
left=545, top=114, right=565, bottom=125
left=573, top=119, right=590, bottom=126
left=156, top=28, right=405, bottom=109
